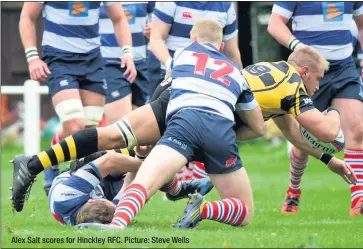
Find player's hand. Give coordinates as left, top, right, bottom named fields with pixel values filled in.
left=28, top=58, right=51, bottom=82
left=121, top=55, right=137, bottom=83
left=327, top=157, right=357, bottom=185
left=143, top=23, right=151, bottom=40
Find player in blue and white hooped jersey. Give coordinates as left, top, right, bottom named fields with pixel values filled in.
left=268, top=1, right=363, bottom=216
left=49, top=150, right=141, bottom=226
left=18, top=2, right=136, bottom=198
left=149, top=2, right=242, bottom=89
left=99, top=2, right=155, bottom=123
left=96, top=19, right=265, bottom=230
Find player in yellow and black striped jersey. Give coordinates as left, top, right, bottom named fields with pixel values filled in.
left=242, top=61, right=315, bottom=121
left=236, top=46, right=347, bottom=161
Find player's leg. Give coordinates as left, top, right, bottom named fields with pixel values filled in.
left=108, top=110, right=198, bottom=228
left=327, top=61, right=363, bottom=216
left=332, top=98, right=363, bottom=216
left=176, top=113, right=253, bottom=228
left=103, top=64, right=133, bottom=124
left=281, top=146, right=308, bottom=214
left=41, top=60, right=86, bottom=195
left=11, top=83, right=165, bottom=211
left=13, top=103, right=160, bottom=176
left=44, top=56, right=106, bottom=195
left=109, top=145, right=188, bottom=228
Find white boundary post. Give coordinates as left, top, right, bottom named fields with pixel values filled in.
left=1, top=80, right=48, bottom=155
left=24, top=80, right=41, bottom=155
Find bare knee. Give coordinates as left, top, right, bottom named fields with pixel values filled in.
left=62, top=119, right=85, bottom=137
left=291, top=146, right=308, bottom=160
left=344, top=119, right=363, bottom=148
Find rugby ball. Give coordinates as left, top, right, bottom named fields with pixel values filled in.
left=300, top=126, right=345, bottom=154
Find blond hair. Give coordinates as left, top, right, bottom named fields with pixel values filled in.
left=190, top=18, right=223, bottom=45
left=76, top=199, right=115, bottom=225
left=288, top=45, right=329, bottom=72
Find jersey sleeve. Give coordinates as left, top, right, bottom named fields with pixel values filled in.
left=285, top=87, right=315, bottom=117
left=153, top=2, right=176, bottom=24
left=50, top=163, right=102, bottom=225
left=272, top=2, right=298, bottom=19
left=235, top=82, right=259, bottom=111
left=354, top=2, right=363, bottom=16
left=223, top=3, right=238, bottom=41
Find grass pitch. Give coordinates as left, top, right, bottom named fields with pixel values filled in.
left=1, top=138, right=362, bottom=248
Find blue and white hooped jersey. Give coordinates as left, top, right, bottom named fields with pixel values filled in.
left=99, top=2, right=155, bottom=64
left=41, top=1, right=116, bottom=56
left=166, top=42, right=258, bottom=123
left=48, top=169, right=105, bottom=225
left=272, top=1, right=363, bottom=66
left=351, top=20, right=363, bottom=61
left=153, top=2, right=238, bottom=69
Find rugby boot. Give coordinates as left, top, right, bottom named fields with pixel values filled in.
left=350, top=197, right=363, bottom=216
left=281, top=187, right=301, bottom=214
left=10, top=155, right=36, bottom=212
left=173, top=193, right=204, bottom=229
left=166, top=178, right=213, bottom=201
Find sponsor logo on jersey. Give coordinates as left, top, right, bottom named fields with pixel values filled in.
left=182, top=11, right=192, bottom=20
left=69, top=2, right=89, bottom=17
left=123, top=5, right=136, bottom=24
left=323, top=2, right=344, bottom=22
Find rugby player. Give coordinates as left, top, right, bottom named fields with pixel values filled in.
left=19, top=2, right=136, bottom=194
left=150, top=1, right=242, bottom=86
left=47, top=147, right=211, bottom=226
left=81, top=18, right=264, bottom=230
left=99, top=2, right=154, bottom=123
left=268, top=1, right=363, bottom=215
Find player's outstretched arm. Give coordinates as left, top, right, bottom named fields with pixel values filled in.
left=224, top=36, right=243, bottom=69
left=106, top=3, right=136, bottom=83
left=150, top=17, right=172, bottom=66
left=295, top=108, right=340, bottom=142
left=274, top=115, right=357, bottom=185
left=267, top=13, right=294, bottom=49
left=19, top=2, right=50, bottom=81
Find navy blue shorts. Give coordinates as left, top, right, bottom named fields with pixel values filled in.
left=105, top=61, right=149, bottom=107
left=147, top=50, right=162, bottom=97
left=158, top=109, right=243, bottom=174
left=312, top=60, right=363, bottom=111
left=43, top=52, right=107, bottom=98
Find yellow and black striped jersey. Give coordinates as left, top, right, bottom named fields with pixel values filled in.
left=241, top=61, right=315, bottom=121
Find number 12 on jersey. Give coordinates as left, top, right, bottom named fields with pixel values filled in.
left=192, top=52, right=234, bottom=86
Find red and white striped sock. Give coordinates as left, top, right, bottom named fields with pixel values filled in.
left=345, top=149, right=363, bottom=208
left=50, top=131, right=62, bottom=170
left=192, top=162, right=209, bottom=179
left=201, top=198, right=248, bottom=226
left=111, top=184, right=148, bottom=228
left=288, top=150, right=308, bottom=193
left=160, top=177, right=182, bottom=196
